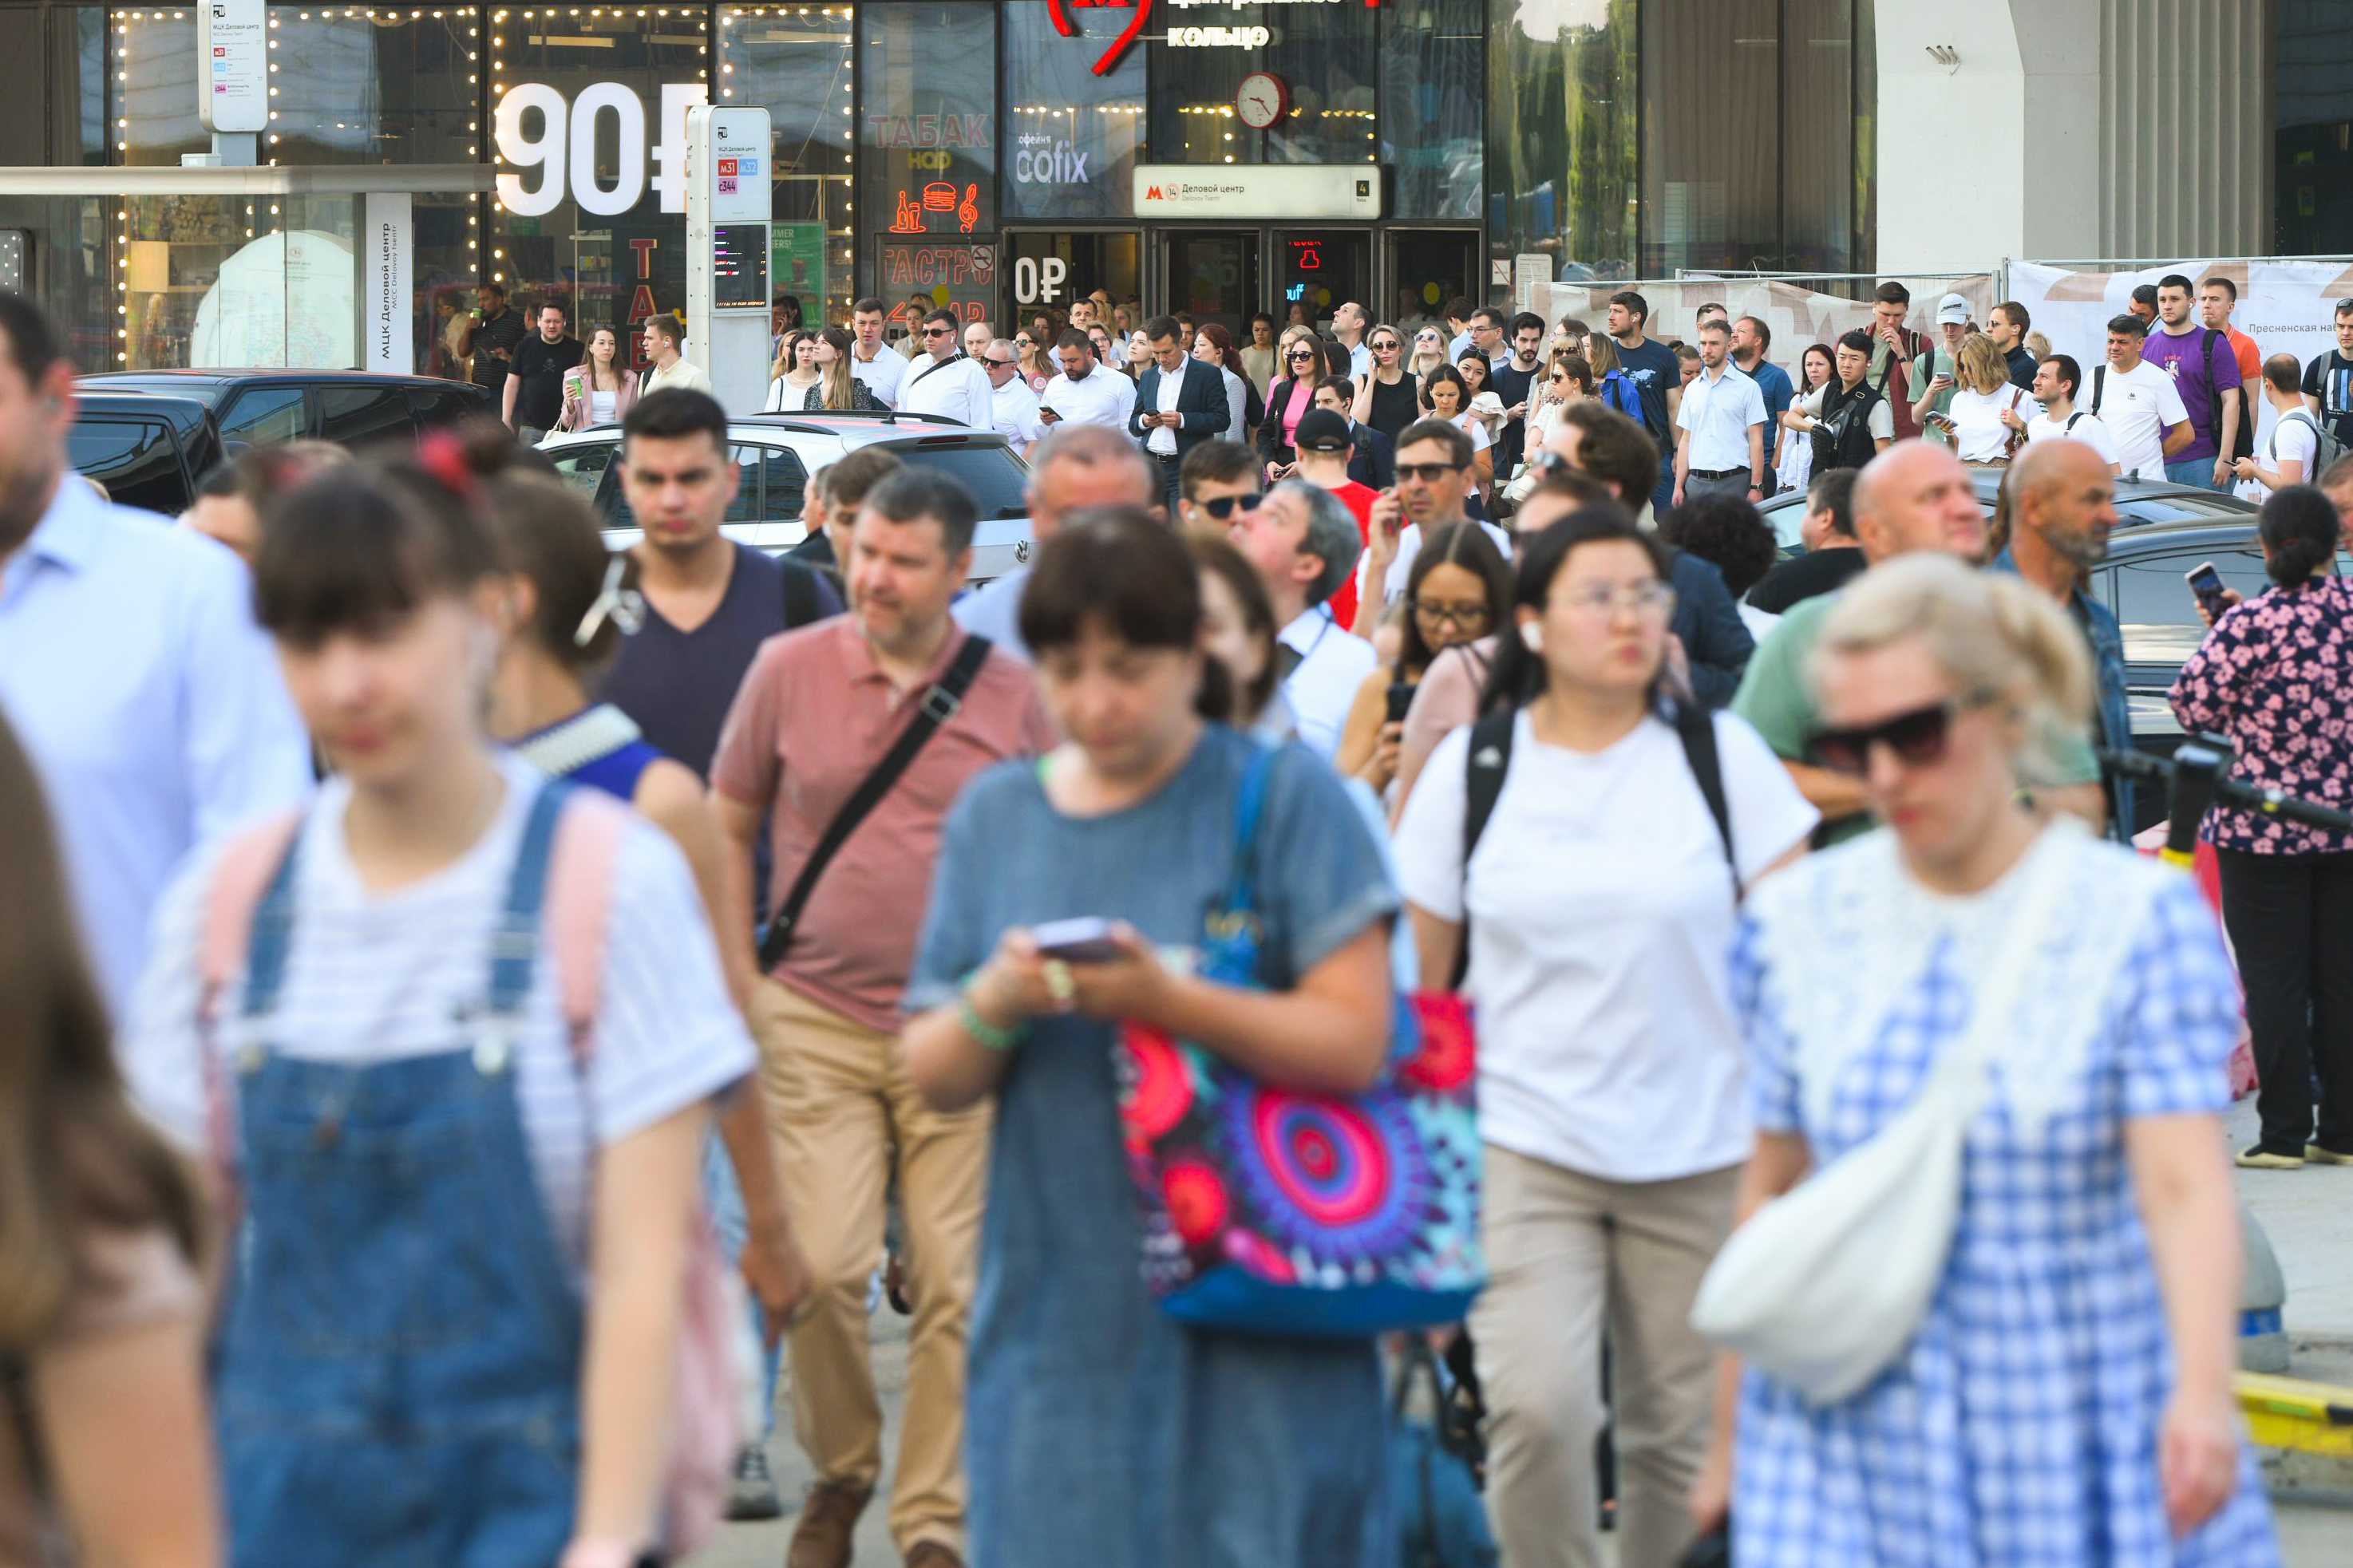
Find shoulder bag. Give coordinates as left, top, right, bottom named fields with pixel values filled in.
left=1687, top=832, right=2068, bottom=1404
left=1114, top=745, right=1484, bottom=1337
left=755, top=636, right=993, bottom=970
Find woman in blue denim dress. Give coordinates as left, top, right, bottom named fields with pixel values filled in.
left=903, top=510, right=1399, bottom=1568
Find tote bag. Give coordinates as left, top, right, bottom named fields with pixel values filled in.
left=1115, top=745, right=1485, bottom=1338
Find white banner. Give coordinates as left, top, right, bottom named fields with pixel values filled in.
left=362, top=192, right=412, bottom=373
left=1534, top=274, right=1998, bottom=369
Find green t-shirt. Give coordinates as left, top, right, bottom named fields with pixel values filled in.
left=1730, top=584, right=2100, bottom=849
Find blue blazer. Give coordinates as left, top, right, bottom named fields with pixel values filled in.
left=1345, top=423, right=1395, bottom=489
left=1128, top=357, right=1231, bottom=457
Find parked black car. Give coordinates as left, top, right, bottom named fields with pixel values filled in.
left=77, top=369, right=494, bottom=452
left=69, top=391, right=228, bottom=517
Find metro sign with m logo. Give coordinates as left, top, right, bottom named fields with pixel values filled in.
left=1048, top=0, right=1379, bottom=77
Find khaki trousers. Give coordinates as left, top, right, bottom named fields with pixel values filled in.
left=751, top=981, right=991, bottom=1555
left=1470, top=1146, right=1738, bottom=1568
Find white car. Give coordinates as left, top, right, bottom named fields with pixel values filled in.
left=537, top=409, right=1036, bottom=584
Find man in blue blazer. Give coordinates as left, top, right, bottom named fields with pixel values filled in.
left=1129, top=314, right=1231, bottom=509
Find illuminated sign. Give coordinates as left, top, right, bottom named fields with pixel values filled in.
left=1050, top=0, right=1382, bottom=77
left=1168, top=26, right=1271, bottom=46
left=880, top=243, right=995, bottom=327
left=710, top=223, right=769, bottom=310
left=495, top=82, right=708, bottom=217
left=1136, top=164, right=1382, bottom=219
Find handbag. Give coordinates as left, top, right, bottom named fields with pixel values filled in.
left=1390, top=1341, right=1499, bottom=1568
left=1687, top=832, right=2066, bottom=1404
left=1114, top=745, right=1485, bottom=1338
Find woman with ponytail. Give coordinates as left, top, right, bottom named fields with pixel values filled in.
left=1392, top=505, right=1816, bottom=1568
left=900, top=508, right=1399, bottom=1566
left=2171, top=484, right=2353, bottom=1170
left=1696, top=554, right=2278, bottom=1564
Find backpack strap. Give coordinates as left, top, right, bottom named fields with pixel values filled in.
left=196, top=809, right=306, bottom=1203
left=2091, top=364, right=2106, bottom=416
left=1453, top=708, right=1517, bottom=989
left=1667, top=698, right=1740, bottom=900
left=544, top=788, right=630, bottom=1064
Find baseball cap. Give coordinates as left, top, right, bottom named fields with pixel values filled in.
left=1293, top=409, right=1354, bottom=453
left=1936, top=292, right=1970, bottom=326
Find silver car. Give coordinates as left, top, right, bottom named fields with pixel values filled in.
left=536, top=410, right=1035, bottom=584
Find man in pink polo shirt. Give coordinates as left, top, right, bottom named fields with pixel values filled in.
left=712, top=468, right=1054, bottom=1568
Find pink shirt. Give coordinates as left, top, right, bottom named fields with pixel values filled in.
left=713, top=618, right=1057, bottom=1031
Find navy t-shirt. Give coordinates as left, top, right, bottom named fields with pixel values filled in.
left=1615, top=337, right=1681, bottom=457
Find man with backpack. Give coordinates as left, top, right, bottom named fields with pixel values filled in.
left=2141, top=272, right=2244, bottom=490
left=2234, top=353, right=2343, bottom=496
left=1865, top=280, right=1929, bottom=441
left=2011, top=353, right=2122, bottom=475
left=1793, top=330, right=1894, bottom=476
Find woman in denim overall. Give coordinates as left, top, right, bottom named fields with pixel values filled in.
left=121, top=449, right=753, bottom=1568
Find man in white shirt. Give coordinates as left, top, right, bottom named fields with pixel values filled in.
left=1672, top=319, right=1767, bottom=507
left=898, top=310, right=995, bottom=429
left=0, top=292, right=310, bottom=1017
left=2010, top=353, right=2120, bottom=475
left=980, top=340, right=1042, bottom=456
left=848, top=295, right=904, bottom=409
left=1038, top=330, right=1133, bottom=432
left=2086, top=314, right=2191, bottom=481
left=1228, top=478, right=1374, bottom=759
left=2233, top=353, right=2325, bottom=496
left=639, top=314, right=714, bottom=397
left=1127, top=314, right=1231, bottom=511
left=1333, top=301, right=1373, bottom=380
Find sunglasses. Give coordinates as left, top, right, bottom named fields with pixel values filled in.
left=922, top=326, right=955, bottom=337
left=1196, top=492, right=1265, bottom=519
left=983, top=357, right=1017, bottom=368
left=1808, top=695, right=1988, bottom=776
left=1371, top=339, right=1401, bottom=351
left=1288, top=350, right=1319, bottom=361
left=1394, top=461, right=1467, bottom=483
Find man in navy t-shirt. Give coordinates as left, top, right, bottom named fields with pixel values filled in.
left=1605, top=289, right=1682, bottom=515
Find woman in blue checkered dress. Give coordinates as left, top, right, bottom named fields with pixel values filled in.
left=1692, top=556, right=2279, bottom=1566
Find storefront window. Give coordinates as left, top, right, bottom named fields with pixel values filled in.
left=721, top=4, right=856, bottom=329
left=117, top=192, right=366, bottom=368
left=1382, top=0, right=1480, bottom=222
left=1146, top=7, right=1378, bottom=170
left=265, top=8, right=481, bottom=167
left=861, top=2, right=995, bottom=327
left=115, top=10, right=206, bottom=167
left=490, top=6, right=710, bottom=371
left=1639, top=0, right=1778, bottom=276
left=1782, top=0, right=1861, bottom=273
left=1489, top=0, right=1636, bottom=282
left=1002, top=0, right=1143, bottom=222
left=77, top=8, right=108, bottom=167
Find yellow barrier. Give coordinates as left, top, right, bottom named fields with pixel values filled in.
left=2236, top=1372, right=2353, bottom=1457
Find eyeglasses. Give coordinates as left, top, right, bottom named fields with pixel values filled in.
left=1552, top=581, right=1676, bottom=618
left=1410, top=598, right=1492, bottom=630
left=1195, top=492, right=1265, bottom=519
left=1394, top=461, right=1467, bottom=483
left=1808, top=695, right=1988, bottom=776
left=922, top=326, right=955, bottom=338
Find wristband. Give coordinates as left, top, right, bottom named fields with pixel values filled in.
left=556, top=1541, right=643, bottom=1568
left=958, top=974, right=1023, bottom=1052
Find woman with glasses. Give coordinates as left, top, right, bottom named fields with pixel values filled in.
left=1945, top=332, right=2033, bottom=468
left=1394, top=507, right=1815, bottom=1568
left=1419, top=365, right=1494, bottom=505
left=1528, top=351, right=1590, bottom=454
left=1350, top=323, right=1421, bottom=444
left=1773, top=344, right=1836, bottom=496
left=1696, top=555, right=2276, bottom=1566
left=763, top=327, right=821, bottom=413
left=1407, top=327, right=1449, bottom=383
left=1014, top=331, right=1055, bottom=393
left=1259, top=334, right=1329, bottom=484
left=1194, top=322, right=1264, bottom=449
left=1240, top=312, right=1279, bottom=393
left=1553, top=317, right=1592, bottom=357
left=1335, top=521, right=1511, bottom=797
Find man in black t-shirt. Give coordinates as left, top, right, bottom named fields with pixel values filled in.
left=465, top=281, right=525, bottom=393
left=1746, top=466, right=1867, bottom=614
left=1605, top=289, right=1682, bottom=515
left=2302, top=299, right=2353, bottom=450
left=504, top=300, right=579, bottom=445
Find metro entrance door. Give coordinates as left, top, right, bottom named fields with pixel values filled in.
left=1161, top=231, right=1258, bottom=339
left=1271, top=229, right=1370, bottom=333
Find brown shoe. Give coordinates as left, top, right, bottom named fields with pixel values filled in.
left=785, top=1479, right=872, bottom=1568
left=904, top=1543, right=965, bottom=1568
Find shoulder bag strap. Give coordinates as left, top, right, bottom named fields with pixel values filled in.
left=1452, top=707, right=1517, bottom=989
left=1212, top=743, right=1279, bottom=926
left=908, top=351, right=959, bottom=389
left=2091, top=364, right=2106, bottom=416
left=757, top=635, right=995, bottom=970
left=1669, top=698, right=1739, bottom=899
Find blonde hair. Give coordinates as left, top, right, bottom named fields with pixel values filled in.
left=1584, top=334, right=1621, bottom=378
left=1809, top=554, right=2094, bottom=780
left=1955, top=331, right=2008, bottom=396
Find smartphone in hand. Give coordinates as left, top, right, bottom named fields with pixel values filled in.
left=1030, top=917, right=1124, bottom=966
left=1386, top=680, right=1415, bottom=725
left=2185, top=561, right=2231, bottom=620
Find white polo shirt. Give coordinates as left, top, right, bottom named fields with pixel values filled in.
left=989, top=375, right=1045, bottom=449
left=1675, top=362, right=1768, bottom=474
left=2090, top=359, right=2189, bottom=480
left=851, top=344, right=905, bottom=408
left=900, top=351, right=995, bottom=429
left=2026, top=409, right=2122, bottom=469
left=1040, top=367, right=1136, bottom=432
left=1277, top=604, right=1378, bottom=760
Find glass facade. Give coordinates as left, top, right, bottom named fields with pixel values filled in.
left=19, top=0, right=1887, bottom=378
left=2276, top=0, right=2353, bottom=255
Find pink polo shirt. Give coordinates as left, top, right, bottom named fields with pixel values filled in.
left=713, top=618, right=1057, bottom=1033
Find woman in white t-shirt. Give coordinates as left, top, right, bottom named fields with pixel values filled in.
left=121, top=454, right=753, bottom=1568
left=1941, top=333, right=2033, bottom=468
left=1773, top=343, right=1834, bottom=493
left=1420, top=363, right=1493, bottom=502
left=1394, top=508, right=1816, bottom=1568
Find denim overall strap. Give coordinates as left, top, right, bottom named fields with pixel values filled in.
left=488, top=780, right=571, bottom=1018
left=213, top=784, right=585, bottom=1568
left=236, top=823, right=306, bottom=1021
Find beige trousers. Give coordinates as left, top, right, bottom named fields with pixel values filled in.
left=1470, top=1145, right=1739, bottom=1568
left=751, top=981, right=991, bottom=1556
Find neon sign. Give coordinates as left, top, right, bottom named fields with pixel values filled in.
left=1049, top=0, right=1382, bottom=77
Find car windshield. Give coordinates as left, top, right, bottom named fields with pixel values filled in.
left=2113, top=492, right=2258, bottom=528
left=885, top=441, right=1030, bottom=519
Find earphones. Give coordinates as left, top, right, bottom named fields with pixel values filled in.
left=1520, top=622, right=1544, bottom=654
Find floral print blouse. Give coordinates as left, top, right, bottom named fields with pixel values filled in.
left=2168, top=574, right=2353, bottom=855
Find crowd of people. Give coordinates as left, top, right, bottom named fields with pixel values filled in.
left=3, top=264, right=2350, bottom=1568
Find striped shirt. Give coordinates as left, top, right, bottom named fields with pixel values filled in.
left=121, top=754, right=753, bottom=1262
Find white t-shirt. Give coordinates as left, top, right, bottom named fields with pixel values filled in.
left=2090, top=359, right=2189, bottom=479
left=121, top=754, right=754, bottom=1266
left=990, top=375, right=1045, bottom=449
left=2264, top=409, right=2320, bottom=486
left=1394, top=710, right=1817, bottom=1181
left=1040, top=367, right=1137, bottom=431
left=1445, top=409, right=1492, bottom=454
left=1277, top=604, right=1378, bottom=760
left=1947, top=384, right=2031, bottom=463
left=1382, top=518, right=1517, bottom=604
left=851, top=344, right=906, bottom=408
left=900, top=352, right=996, bottom=429
left=2025, top=409, right=2122, bottom=468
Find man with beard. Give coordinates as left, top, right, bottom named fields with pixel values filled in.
left=1992, top=437, right=2133, bottom=838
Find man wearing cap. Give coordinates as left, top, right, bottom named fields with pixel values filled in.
left=1289, top=407, right=1382, bottom=634
left=1908, top=293, right=1973, bottom=444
